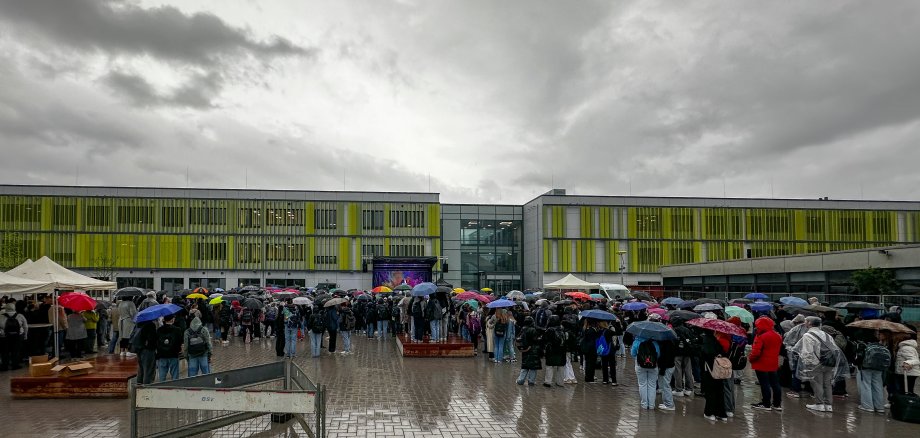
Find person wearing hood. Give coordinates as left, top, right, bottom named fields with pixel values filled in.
left=138, top=291, right=158, bottom=312
left=515, top=317, right=542, bottom=386
left=749, top=316, right=782, bottom=411
left=117, top=296, right=138, bottom=357
left=183, top=316, right=212, bottom=377
left=884, top=306, right=903, bottom=323
left=0, top=302, right=28, bottom=371
left=543, top=315, right=567, bottom=387
left=790, top=316, right=847, bottom=413
left=672, top=317, right=699, bottom=397
left=782, top=314, right=808, bottom=398
left=895, top=339, right=919, bottom=395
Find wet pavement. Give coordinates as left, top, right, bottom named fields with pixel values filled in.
left=2, top=334, right=919, bottom=437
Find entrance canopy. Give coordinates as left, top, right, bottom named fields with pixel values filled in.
left=6, top=256, right=116, bottom=291
left=0, top=270, right=51, bottom=295
left=543, top=274, right=601, bottom=290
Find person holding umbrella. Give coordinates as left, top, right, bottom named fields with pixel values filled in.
left=628, top=316, right=667, bottom=410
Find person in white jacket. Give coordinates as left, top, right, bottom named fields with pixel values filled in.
left=895, top=339, right=920, bottom=395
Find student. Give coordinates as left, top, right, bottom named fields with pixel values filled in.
left=156, top=315, right=184, bottom=381
left=64, top=308, right=86, bottom=359
left=184, top=316, right=212, bottom=377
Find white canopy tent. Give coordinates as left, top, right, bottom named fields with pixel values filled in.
left=0, top=270, right=52, bottom=295
left=543, top=273, right=601, bottom=290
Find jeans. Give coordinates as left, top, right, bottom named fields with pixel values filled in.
left=366, top=322, right=375, bottom=338
left=724, top=377, right=735, bottom=413
left=377, top=320, right=389, bottom=337
left=673, top=356, right=694, bottom=392
left=138, top=349, right=156, bottom=384
left=461, top=325, right=470, bottom=341
left=505, top=324, right=516, bottom=359
left=429, top=320, right=440, bottom=342
left=342, top=331, right=352, bottom=352
left=157, top=357, right=179, bottom=381
left=285, top=327, right=298, bottom=357
left=811, top=366, right=834, bottom=406
left=659, top=367, right=675, bottom=408
left=309, top=332, right=322, bottom=357
left=755, top=370, right=782, bottom=407
left=517, top=369, right=537, bottom=385
left=617, top=335, right=625, bottom=355
left=188, top=354, right=210, bottom=377
left=635, top=366, right=658, bottom=409
left=857, top=369, right=885, bottom=410
left=545, top=366, right=564, bottom=385
left=494, top=335, right=506, bottom=362
left=108, top=331, right=119, bottom=354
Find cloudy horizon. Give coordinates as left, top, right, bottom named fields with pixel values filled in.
left=1, top=0, right=919, bottom=204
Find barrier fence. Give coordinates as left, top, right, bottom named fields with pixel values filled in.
left=660, top=292, right=920, bottom=321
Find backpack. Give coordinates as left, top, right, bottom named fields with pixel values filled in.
left=550, top=327, right=567, bottom=350
left=285, top=308, right=302, bottom=329
left=309, top=312, right=326, bottom=334
left=675, top=326, right=699, bottom=356
left=728, top=342, right=748, bottom=370
left=1, top=313, right=21, bottom=337
left=861, top=343, right=892, bottom=371
left=709, top=355, right=733, bottom=380
left=264, top=306, right=277, bottom=322
left=366, top=305, right=378, bottom=321
left=128, top=325, right=144, bottom=353
left=342, top=310, right=356, bottom=331
left=378, top=304, right=391, bottom=321
left=636, top=340, right=658, bottom=368
left=412, top=301, right=424, bottom=318
left=156, top=329, right=178, bottom=357
left=494, top=321, right=507, bottom=337
left=241, top=308, right=253, bottom=325
left=424, top=300, right=440, bottom=321
left=534, top=308, right=550, bottom=328
left=808, top=333, right=840, bottom=367
left=596, top=333, right=611, bottom=356
left=467, top=315, right=482, bottom=334
left=186, top=327, right=208, bottom=357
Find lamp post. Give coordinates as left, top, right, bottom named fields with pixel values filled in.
left=617, top=250, right=627, bottom=285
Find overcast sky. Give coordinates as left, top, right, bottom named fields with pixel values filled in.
left=1, top=0, right=919, bottom=204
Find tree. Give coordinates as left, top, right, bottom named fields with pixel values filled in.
left=91, top=253, right=118, bottom=281
left=0, top=232, right=25, bottom=271
left=850, top=267, right=900, bottom=295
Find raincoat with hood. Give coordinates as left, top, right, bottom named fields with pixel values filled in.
left=183, top=317, right=212, bottom=357
left=749, top=316, right=781, bottom=372
left=789, top=326, right=848, bottom=382
left=117, top=298, right=138, bottom=340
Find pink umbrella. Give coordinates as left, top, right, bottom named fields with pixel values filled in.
left=456, top=291, right=481, bottom=301
left=648, top=307, right=668, bottom=318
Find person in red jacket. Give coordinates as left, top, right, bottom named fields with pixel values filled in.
left=749, top=316, right=783, bottom=411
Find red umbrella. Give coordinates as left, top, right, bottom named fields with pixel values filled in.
left=456, top=291, right=482, bottom=301
left=58, top=292, right=96, bottom=312
left=686, top=318, right=747, bottom=337
left=565, top=292, right=592, bottom=301
left=470, top=294, right=493, bottom=304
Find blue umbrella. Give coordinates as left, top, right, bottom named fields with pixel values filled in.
left=751, top=302, right=774, bottom=312
left=580, top=309, right=618, bottom=321
left=661, top=297, right=685, bottom=306
left=745, top=292, right=768, bottom=300
left=410, top=282, right=438, bottom=297
left=780, top=296, right=808, bottom=307
left=621, top=302, right=648, bottom=311
left=678, top=300, right=699, bottom=310
left=486, top=299, right=515, bottom=309
left=625, top=321, right=677, bottom=341
left=134, top=304, right=183, bottom=323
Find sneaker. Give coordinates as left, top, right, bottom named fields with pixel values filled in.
left=673, top=391, right=684, bottom=397
left=684, top=390, right=693, bottom=396
left=787, top=392, right=802, bottom=399
left=528, top=382, right=535, bottom=386
left=125, top=352, right=136, bottom=358
left=884, top=403, right=891, bottom=409
left=726, top=412, right=734, bottom=418
left=658, top=404, right=675, bottom=411
left=543, top=383, right=552, bottom=388
left=772, top=406, right=783, bottom=412
left=611, top=382, right=619, bottom=387
left=717, top=417, right=728, bottom=422
left=517, top=381, right=524, bottom=386
left=875, top=409, right=886, bottom=414
left=857, top=406, right=874, bottom=413
left=602, top=381, right=609, bottom=385
left=751, top=404, right=771, bottom=411
left=806, top=404, right=824, bottom=412
left=823, top=405, right=833, bottom=413
left=586, top=381, right=598, bottom=384
left=703, top=415, right=716, bottom=421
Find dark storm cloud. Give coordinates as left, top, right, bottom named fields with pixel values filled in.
left=103, top=70, right=223, bottom=109
left=0, top=0, right=314, bottom=65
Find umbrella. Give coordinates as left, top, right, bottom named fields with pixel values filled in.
left=660, top=297, right=684, bottom=306
left=186, top=293, right=208, bottom=300
left=535, top=299, right=548, bottom=306
left=452, top=288, right=465, bottom=294
left=208, top=293, right=223, bottom=299
left=324, top=297, right=347, bottom=307
left=779, top=296, right=808, bottom=307
left=214, top=288, right=225, bottom=292
left=330, top=288, right=347, bottom=296
left=788, top=308, right=818, bottom=317
left=114, top=287, right=146, bottom=298
left=394, top=284, right=412, bottom=291
left=292, top=297, right=313, bottom=306
left=507, top=290, right=525, bottom=300
left=240, top=285, right=261, bottom=292
left=677, top=300, right=699, bottom=310
left=750, top=302, right=774, bottom=312
left=481, top=288, right=493, bottom=293
left=464, top=299, right=480, bottom=310
left=94, top=299, right=113, bottom=309
left=745, top=292, right=769, bottom=300
left=686, top=318, right=747, bottom=337
left=411, top=282, right=438, bottom=297
left=191, top=287, right=209, bottom=295
left=589, top=293, right=606, bottom=301
left=648, top=307, right=668, bottom=317
left=242, top=298, right=265, bottom=309
left=486, top=299, right=515, bottom=309
left=804, top=304, right=836, bottom=313
left=222, top=294, right=244, bottom=302
left=668, top=310, right=702, bottom=322
left=630, top=291, right=654, bottom=301
left=847, top=320, right=916, bottom=334
left=272, top=292, right=297, bottom=299
left=356, top=294, right=372, bottom=301
left=696, top=298, right=722, bottom=305
left=435, top=286, right=453, bottom=294
left=59, top=292, right=96, bottom=312
left=724, top=306, right=755, bottom=324
left=135, top=303, right=183, bottom=323
left=693, top=303, right=723, bottom=312
left=833, top=301, right=884, bottom=310
left=456, top=291, right=482, bottom=301
left=314, top=293, right=333, bottom=306
left=209, top=297, right=224, bottom=305
left=565, top=292, right=592, bottom=300
left=730, top=298, right=752, bottom=305
left=625, top=321, right=677, bottom=341
left=555, top=299, right=574, bottom=306
left=621, top=302, right=648, bottom=311
left=580, top=309, right=618, bottom=321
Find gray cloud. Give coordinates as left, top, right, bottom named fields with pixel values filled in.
left=103, top=70, right=223, bottom=109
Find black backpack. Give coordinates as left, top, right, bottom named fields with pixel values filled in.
left=2, top=313, right=21, bottom=337
left=534, top=308, right=550, bottom=328
left=728, top=342, right=748, bottom=370
left=309, top=312, right=326, bottom=334
left=285, top=308, right=302, bottom=329
left=494, top=321, right=507, bottom=337
left=636, top=340, right=659, bottom=369
left=378, top=304, right=391, bottom=320
left=241, top=308, right=254, bottom=324
left=412, top=301, right=424, bottom=318
left=186, top=327, right=208, bottom=356
left=342, top=310, right=356, bottom=331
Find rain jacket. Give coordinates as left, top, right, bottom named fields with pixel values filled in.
left=749, top=317, right=781, bottom=372
left=183, top=317, right=212, bottom=357
left=789, top=327, right=848, bottom=382
left=65, top=313, right=87, bottom=340
left=895, top=339, right=920, bottom=377
left=0, top=304, right=28, bottom=338
left=82, top=310, right=99, bottom=330
left=518, top=325, right=543, bottom=370
left=117, top=299, right=137, bottom=340
left=782, top=322, right=807, bottom=350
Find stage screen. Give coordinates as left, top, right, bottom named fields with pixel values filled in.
left=372, top=260, right=432, bottom=288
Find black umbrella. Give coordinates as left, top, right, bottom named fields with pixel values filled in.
left=554, top=299, right=574, bottom=306
left=95, top=299, right=113, bottom=311
left=221, top=294, right=244, bottom=302
left=160, top=289, right=190, bottom=299
left=697, top=298, right=723, bottom=304
left=240, top=285, right=261, bottom=292
left=315, top=293, right=333, bottom=306
left=242, top=298, right=265, bottom=309
left=677, top=300, right=699, bottom=310
left=833, top=301, right=884, bottom=310
left=435, top=286, right=453, bottom=294
left=114, top=287, right=145, bottom=298
left=630, top=291, right=654, bottom=301
left=668, top=310, right=702, bottom=322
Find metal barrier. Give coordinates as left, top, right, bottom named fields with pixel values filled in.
left=662, top=291, right=920, bottom=320
left=130, top=360, right=326, bottom=438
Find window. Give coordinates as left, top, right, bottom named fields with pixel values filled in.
left=162, top=207, right=185, bottom=227
left=315, top=209, right=337, bottom=229
left=238, top=243, right=261, bottom=263
left=239, top=208, right=261, bottom=228
left=362, top=209, right=384, bottom=230
left=314, top=255, right=337, bottom=265
left=872, top=213, right=892, bottom=240
left=266, top=243, right=305, bottom=261
left=670, top=210, right=694, bottom=238
left=53, top=205, right=76, bottom=226
left=1, top=203, right=41, bottom=223
left=85, top=206, right=112, bottom=227
left=117, top=206, right=155, bottom=225
left=362, top=244, right=384, bottom=257
left=670, top=242, right=695, bottom=264
left=390, top=210, right=424, bottom=228
left=194, top=242, right=226, bottom=261
left=389, top=244, right=424, bottom=256
left=189, top=207, right=227, bottom=225
left=266, top=209, right=303, bottom=226
left=806, top=213, right=823, bottom=236
left=636, top=212, right=660, bottom=233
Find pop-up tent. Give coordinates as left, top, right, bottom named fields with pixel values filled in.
left=7, top=256, right=116, bottom=290
left=0, top=270, right=51, bottom=295
left=543, top=273, right=601, bottom=290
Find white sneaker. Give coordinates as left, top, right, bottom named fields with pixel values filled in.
left=703, top=414, right=716, bottom=421
left=684, top=390, right=694, bottom=396
left=658, top=404, right=676, bottom=411
left=806, top=404, right=825, bottom=412
left=125, top=352, right=136, bottom=358
left=823, top=405, right=833, bottom=413
left=673, top=391, right=684, bottom=397
left=726, top=412, right=734, bottom=418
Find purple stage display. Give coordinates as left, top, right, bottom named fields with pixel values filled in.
left=372, top=259, right=433, bottom=289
